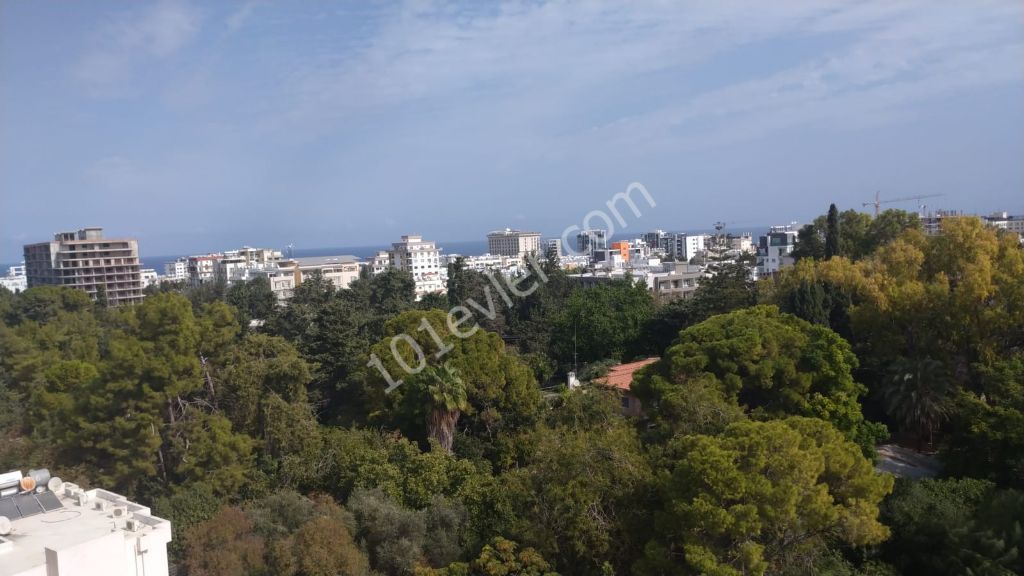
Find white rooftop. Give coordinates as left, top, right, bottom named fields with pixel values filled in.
left=0, top=481, right=171, bottom=576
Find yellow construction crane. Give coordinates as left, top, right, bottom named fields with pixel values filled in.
left=862, top=191, right=944, bottom=217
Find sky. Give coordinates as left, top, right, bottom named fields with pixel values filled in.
left=1, top=1, right=1023, bottom=262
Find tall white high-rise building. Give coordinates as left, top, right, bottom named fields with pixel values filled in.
left=389, top=235, right=445, bottom=298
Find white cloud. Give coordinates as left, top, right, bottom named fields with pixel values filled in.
left=261, top=0, right=1023, bottom=156
left=72, top=1, right=201, bottom=95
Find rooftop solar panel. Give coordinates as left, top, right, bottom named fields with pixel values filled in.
left=0, top=497, right=19, bottom=519
left=37, top=491, right=63, bottom=512
left=14, top=493, right=44, bottom=518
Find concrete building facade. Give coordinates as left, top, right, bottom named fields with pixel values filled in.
left=543, top=238, right=562, bottom=260
left=487, top=229, right=541, bottom=260
left=23, top=228, right=144, bottom=306
left=757, top=225, right=799, bottom=276
left=162, top=258, right=188, bottom=282
left=253, top=255, right=360, bottom=303
left=671, top=233, right=706, bottom=262
left=214, top=247, right=283, bottom=284
left=390, top=235, right=445, bottom=298
left=186, top=254, right=221, bottom=285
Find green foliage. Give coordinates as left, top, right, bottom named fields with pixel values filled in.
left=186, top=493, right=369, bottom=576
left=550, top=278, right=654, bottom=364
left=881, top=478, right=1024, bottom=575
left=638, top=418, right=893, bottom=576
left=826, top=203, right=841, bottom=259
left=226, top=277, right=277, bottom=326
left=267, top=267, right=416, bottom=422
left=501, top=408, right=654, bottom=575
left=634, top=306, right=885, bottom=454
left=944, top=355, right=1024, bottom=489
left=792, top=208, right=921, bottom=262
left=641, top=261, right=756, bottom=355
left=367, top=310, right=541, bottom=466
left=418, top=537, right=558, bottom=576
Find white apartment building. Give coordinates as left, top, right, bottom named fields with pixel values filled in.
left=0, top=468, right=172, bottom=576
left=982, top=212, right=1024, bottom=237
left=543, top=238, right=562, bottom=260
left=186, top=254, right=221, bottom=285
left=757, top=225, right=799, bottom=276
left=390, top=235, right=445, bottom=298
left=486, top=229, right=541, bottom=260
left=162, top=258, right=188, bottom=282
left=214, top=247, right=283, bottom=285
left=253, top=256, right=360, bottom=303
left=139, top=269, right=159, bottom=289
left=370, top=250, right=391, bottom=275
left=445, top=253, right=509, bottom=272
left=672, top=233, right=706, bottom=262
left=0, top=264, right=27, bottom=293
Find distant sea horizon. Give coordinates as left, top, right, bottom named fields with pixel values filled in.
left=2, top=228, right=771, bottom=275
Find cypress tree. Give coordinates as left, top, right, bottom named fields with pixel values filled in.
left=825, top=203, right=840, bottom=259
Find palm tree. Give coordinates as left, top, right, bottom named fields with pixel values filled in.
left=882, top=357, right=953, bottom=450
left=420, top=362, right=469, bottom=454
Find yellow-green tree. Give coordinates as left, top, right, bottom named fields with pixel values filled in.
left=638, top=418, right=893, bottom=576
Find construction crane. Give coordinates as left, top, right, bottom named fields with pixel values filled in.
left=863, top=191, right=944, bottom=217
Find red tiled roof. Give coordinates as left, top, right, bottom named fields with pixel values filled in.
left=594, top=358, right=659, bottom=391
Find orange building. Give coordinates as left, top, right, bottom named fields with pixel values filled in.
left=610, top=240, right=630, bottom=262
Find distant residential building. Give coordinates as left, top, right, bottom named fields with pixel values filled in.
left=757, top=225, right=799, bottom=276
left=728, top=233, right=755, bottom=254
left=0, top=264, right=27, bottom=293
left=163, top=258, right=188, bottom=282
left=370, top=250, right=391, bottom=275
left=487, top=229, right=541, bottom=260
left=0, top=468, right=172, bottom=576
left=186, top=254, right=221, bottom=285
left=610, top=240, right=631, bottom=263
left=23, top=227, right=144, bottom=306
left=592, top=248, right=627, bottom=270
left=390, top=235, right=445, bottom=298
left=982, top=212, right=1024, bottom=238
left=575, top=229, right=608, bottom=259
left=444, top=253, right=511, bottom=273
left=543, top=238, right=562, bottom=260
left=651, top=263, right=702, bottom=302
left=643, top=230, right=672, bottom=254
left=253, top=255, right=360, bottom=303
left=214, top=247, right=283, bottom=284
left=671, top=233, right=706, bottom=262
left=920, top=210, right=966, bottom=236
left=140, top=269, right=159, bottom=289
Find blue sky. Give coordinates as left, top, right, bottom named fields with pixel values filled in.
left=2, top=1, right=1022, bottom=261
